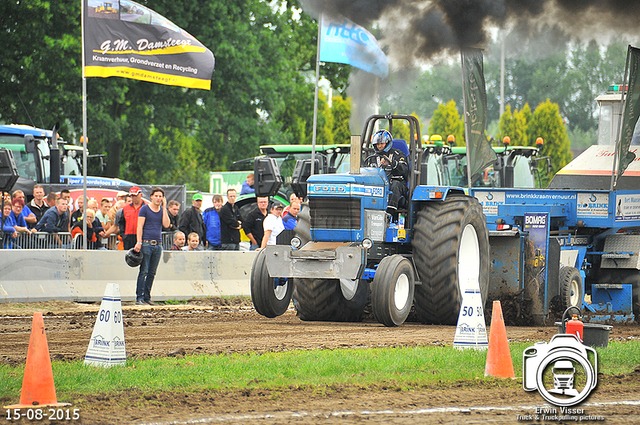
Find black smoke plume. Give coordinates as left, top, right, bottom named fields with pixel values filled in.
left=303, top=0, right=640, bottom=64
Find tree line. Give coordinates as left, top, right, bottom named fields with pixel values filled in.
left=2, top=1, right=638, bottom=190
left=1, top=0, right=351, bottom=190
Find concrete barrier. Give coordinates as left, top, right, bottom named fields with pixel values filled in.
left=0, top=250, right=257, bottom=303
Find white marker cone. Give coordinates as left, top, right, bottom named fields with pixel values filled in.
left=84, top=283, right=126, bottom=367
left=453, top=278, right=488, bottom=350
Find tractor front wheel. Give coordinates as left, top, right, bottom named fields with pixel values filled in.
left=371, top=255, right=415, bottom=327
left=250, top=249, right=293, bottom=318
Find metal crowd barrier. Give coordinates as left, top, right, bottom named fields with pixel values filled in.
left=3, top=232, right=177, bottom=250
left=162, top=231, right=174, bottom=250
left=8, top=232, right=74, bottom=249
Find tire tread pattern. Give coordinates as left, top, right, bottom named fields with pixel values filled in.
left=558, top=266, right=583, bottom=310
left=412, top=195, right=490, bottom=324
left=293, top=278, right=368, bottom=322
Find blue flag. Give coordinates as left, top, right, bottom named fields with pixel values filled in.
left=319, top=14, right=388, bottom=79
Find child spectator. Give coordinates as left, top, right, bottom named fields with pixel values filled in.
left=182, top=232, right=205, bottom=251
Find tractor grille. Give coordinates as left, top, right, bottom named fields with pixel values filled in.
left=310, top=198, right=361, bottom=229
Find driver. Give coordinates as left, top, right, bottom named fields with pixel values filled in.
left=364, top=129, right=409, bottom=216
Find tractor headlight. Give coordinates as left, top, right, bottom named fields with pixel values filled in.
left=290, top=237, right=302, bottom=249
left=362, top=238, right=373, bottom=249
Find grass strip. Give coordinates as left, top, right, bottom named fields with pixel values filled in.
left=1, top=341, right=638, bottom=398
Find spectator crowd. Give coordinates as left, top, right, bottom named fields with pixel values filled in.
left=1, top=180, right=302, bottom=251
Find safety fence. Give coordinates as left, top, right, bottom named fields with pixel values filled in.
left=2, top=231, right=176, bottom=251
left=0, top=249, right=257, bottom=302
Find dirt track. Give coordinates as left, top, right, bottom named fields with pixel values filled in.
left=1, top=299, right=640, bottom=424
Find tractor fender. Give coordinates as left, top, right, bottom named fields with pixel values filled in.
left=411, top=185, right=466, bottom=202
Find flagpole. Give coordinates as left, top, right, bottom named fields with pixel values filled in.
left=81, top=0, right=88, bottom=250
left=311, top=14, right=323, bottom=177
left=611, top=45, right=631, bottom=191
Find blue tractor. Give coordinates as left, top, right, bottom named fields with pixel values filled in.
left=250, top=114, right=490, bottom=326
left=473, top=143, right=640, bottom=325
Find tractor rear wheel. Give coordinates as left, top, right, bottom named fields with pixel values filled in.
left=293, top=278, right=368, bottom=322
left=558, top=266, right=584, bottom=310
left=250, top=249, right=293, bottom=318
left=412, top=194, right=490, bottom=324
left=371, top=255, right=415, bottom=326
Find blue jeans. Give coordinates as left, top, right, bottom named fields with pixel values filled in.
left=136, top=243, right=162, bottom=302
left=221, top=243, right=239, bottom=251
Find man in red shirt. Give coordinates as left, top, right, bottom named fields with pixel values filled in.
left=121, top=186, right=144, bottom=250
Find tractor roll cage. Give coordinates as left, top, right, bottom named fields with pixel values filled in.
left=361, top=114, right=422, bottom=201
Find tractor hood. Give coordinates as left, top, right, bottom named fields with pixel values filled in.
left=548, top=145, right=640, bottom=190
left=307, top=167, right=387, bottom=186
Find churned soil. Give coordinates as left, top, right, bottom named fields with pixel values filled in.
left=1, top=298, right=639, bottom=424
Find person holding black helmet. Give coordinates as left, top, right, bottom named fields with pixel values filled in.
left=364, top=129, right=409, bottom=217
left=133, top=187, right=170, bottom=306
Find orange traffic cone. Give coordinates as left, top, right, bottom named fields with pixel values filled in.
left=484, top=301, right=515, bottom=378
left=3, top=313, right=70, bottom=408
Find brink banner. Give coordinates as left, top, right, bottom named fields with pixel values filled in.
left=83, top=0, right=215, bottom=90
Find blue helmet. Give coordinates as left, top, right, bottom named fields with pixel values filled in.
left=372, top=129, right=393, bottom=152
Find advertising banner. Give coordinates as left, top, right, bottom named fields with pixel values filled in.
left=524, top=212, right=550, bottom=323
left=83, top=0, right=214, bottom=90
left=461, top=48, right=497, bottom=184
left=41, top=184, right=187, bottom=212
left=617, top=46, right=640, bottom=184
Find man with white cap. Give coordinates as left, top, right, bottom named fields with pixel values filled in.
left=259, top=200, right=285, bottom=249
